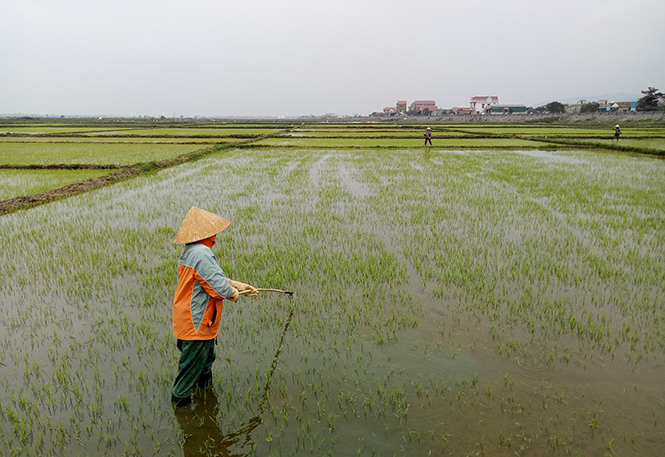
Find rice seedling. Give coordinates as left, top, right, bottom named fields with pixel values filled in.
left=253, top=137, right=550, bottom=148
left=85, top=127, right=282, bottom=137
left=571, top=138, right=665, bottom=150
left=0, top=121, right=663, bottom=456
left=0, top=136, right=246, bottom=143
left=0, top=169, right=116, bottom=200
left=0, top=126, right=133, bottom=134
left=284, top=129, right=472, bottom=138
left=0, top=142, right=209, bottom=166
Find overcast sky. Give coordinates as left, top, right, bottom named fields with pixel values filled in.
left=2, top=0, right=664, bottom=117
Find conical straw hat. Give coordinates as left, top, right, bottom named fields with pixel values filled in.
left=173, top=207, right=231, bottom=244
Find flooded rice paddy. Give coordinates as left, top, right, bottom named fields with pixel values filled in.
left=0, top=147, right=664, bottom=456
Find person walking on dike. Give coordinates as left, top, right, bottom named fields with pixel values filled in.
left=424, top=127, right=432, bottom=146
left=171, top=206, right=258, bottom=407
left=613, top=124, right=621, bottom=141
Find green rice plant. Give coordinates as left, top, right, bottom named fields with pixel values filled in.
left=87, top=127, right=282, bottom=137
left=254, top=137, right=550, bottom=148
left=285, top=129, right=472, bottom=138
left=0, top=126, right=134, bottom=134
left=0, top=142, right=209, bottom=166
left=572, top=138, right=665, bottom=150
left=0, top=136, right=244, bottom=143
left=0, top=169, right=116, bottom=200
left=0, top=141, right=663, bottom=457
left=450, top=125, right=665, bottom=138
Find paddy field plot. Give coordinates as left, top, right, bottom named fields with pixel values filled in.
left=255, top=137, right=550, bottom=148
left=0, top=169, right=117, bottom=200
left=573, top=138, right=665, bottom=150
left=284, top=129, right=473, bottom=138
left=85, top=128, right=279, bottom=137
left=0, top=126, right=135, bottom=135
left=452, top=126, right=665, bottom=138
left=1, top=145, right=663, bottom=457
left=87, top=127, right=284, bottom=137
left=0, top=142, right=212, bottom=166
left=0, top=137, right=247, bottom=144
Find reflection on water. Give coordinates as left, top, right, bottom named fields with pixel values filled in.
left=512, top=149, right=588, bottom=164
left=174, top=302, right=295, bottom=456
left=2, top=147, right=664, bottom=456
left=174, top=388, right=261, bottom=457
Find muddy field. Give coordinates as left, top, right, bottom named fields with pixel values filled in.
left=0, top=139, right=663, bottom=456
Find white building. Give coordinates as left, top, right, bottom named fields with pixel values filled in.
left=470, top=96, right=499, bottom=114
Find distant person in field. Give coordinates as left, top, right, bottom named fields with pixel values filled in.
left=613, top=125, right=621, bottom=141
left=424, top=127, right=432, bottom=146
left=171, top=207, right=258, bottom=407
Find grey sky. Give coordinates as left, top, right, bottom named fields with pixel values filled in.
left=2, top=0, right=664, bottom=117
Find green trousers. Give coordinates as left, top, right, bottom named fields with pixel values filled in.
left=172, top=338, right=216, bottom=401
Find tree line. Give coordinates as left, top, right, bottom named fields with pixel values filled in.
left=537, top=87, right=664, bottom=114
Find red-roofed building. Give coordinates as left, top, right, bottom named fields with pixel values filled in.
left=383, top=107, right=398, bottom=115
left=408, top=100, right=438, bottom=113
left=470, top=96, right=499, bottom=114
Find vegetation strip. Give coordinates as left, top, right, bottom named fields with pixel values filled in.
left=0, top=133, right=282, bottom=214
left=0, top=167, right=140, bottom=215
left=0, top=163, right=121, bottom=170
left=531, top=137, right=665, bottom=156
left=1, top=145, right=662, bottom=455
left=0, top=118, right=664, bottom=455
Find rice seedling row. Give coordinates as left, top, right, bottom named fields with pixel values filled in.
left=82, top=128, right=284, bottom=137
left=254, top=137, right=551, bottom=148
left=450, top=126, right=665, bottom=138
left=0, top=144, right=663, bottom=456
left=0, top=169, right=117, bottom=201
left=569, top=138, right=665, bottom=150
left=0, top=127, right=136, bottom=135
left=0, top=137, right=247, bottom=144
left=0, top=143, right=212, bottom=166
left=282, top=130, right=475, bottom=138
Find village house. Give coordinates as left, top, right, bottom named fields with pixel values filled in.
left=408, top=100, right=438, bottom=113
left=567, top=99, right=637, bottom=114
left=470, top=96, right=499, bottom=114
left=600, top=101, right=637, bottom=113
left=611, top=102, right=634, bottom=112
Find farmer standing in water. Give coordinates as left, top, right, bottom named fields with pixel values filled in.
left=171, top=206, right=258, bottom=407
left=424, top=127, right=432, bottom=146
left=613, top=124, right=621, bottom=141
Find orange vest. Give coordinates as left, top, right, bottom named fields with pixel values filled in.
left=172, top=242, right=234, bottom=340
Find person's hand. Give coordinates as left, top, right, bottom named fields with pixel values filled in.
left=227, top=288, right=239, bottom=303
left=228, top=279, right=258, bottom=297
left=241, top=283, right=258, bottom=297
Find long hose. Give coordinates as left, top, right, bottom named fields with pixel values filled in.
left=220, top=295, right=295, bottom=446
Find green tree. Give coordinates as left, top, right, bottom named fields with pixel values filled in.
left=636, top=87, right=664, bottom=111
left=580, top=102, right=599, bottom=114
left=545, top=101, right=566, bottom=114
